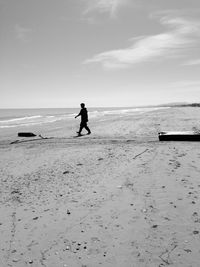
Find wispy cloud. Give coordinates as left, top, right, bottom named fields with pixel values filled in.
left=15, top=24, right=32, bottom=42
left=84, top=14, right=200, bottom=69
left=83, top=0, right=130, bottom=18
left=169, top=80, right=200, bottom=88
left=183, top=59, right=200, bottom=66
left=165, top=80, right=200, bottom=94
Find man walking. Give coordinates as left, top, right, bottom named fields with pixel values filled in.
left=75, top=103, right=91, bottom=136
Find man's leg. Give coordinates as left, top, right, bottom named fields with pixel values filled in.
left=78, top=122, right=84, bottom=135
left=85, top=123, right=91, bottom=134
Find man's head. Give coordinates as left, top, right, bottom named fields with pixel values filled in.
left=80, top=103, right=85, bottom=108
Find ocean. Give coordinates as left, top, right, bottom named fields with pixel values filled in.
left=0, top=107, right=169, bottom=129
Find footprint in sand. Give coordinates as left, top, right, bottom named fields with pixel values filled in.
left=169, top=159, right=181, bottom=171
left=177, top=153, right=186, bottom=158
left=191, top=212, right=200, bottom=223
left=63, top=170, right=70, bottom=174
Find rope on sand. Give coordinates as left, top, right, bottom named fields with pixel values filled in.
left=133, top=148, right=149, bottom=159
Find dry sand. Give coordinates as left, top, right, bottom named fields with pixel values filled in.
left=1, top=107, right=200, bottom=267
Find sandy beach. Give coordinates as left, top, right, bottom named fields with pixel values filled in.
left=1, top=107, right=200, bottom=267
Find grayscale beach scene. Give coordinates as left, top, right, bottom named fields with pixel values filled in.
left=1, top=0, right=200, bottom=266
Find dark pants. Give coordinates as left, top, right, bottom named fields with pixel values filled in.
left=78, top=121, right=91, bottom=134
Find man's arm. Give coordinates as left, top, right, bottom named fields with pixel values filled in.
left=75, top=110, right=81, bottom=119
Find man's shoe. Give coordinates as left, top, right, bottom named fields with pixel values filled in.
left=87, top=132, right=91, bottom=135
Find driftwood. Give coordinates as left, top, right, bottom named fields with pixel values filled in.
left=18, top=132, right=37, bottom=137
left=158, top=131, right=200, bottom=141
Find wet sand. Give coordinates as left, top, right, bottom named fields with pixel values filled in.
left=1, top=107, right=200, bottom=267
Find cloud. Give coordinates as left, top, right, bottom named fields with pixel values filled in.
left=15, top=24, right=32, bottom=42
left=83, top=0, right=129, bottom=17
left=84, top=14, right=200, bottom=69
left=165, top=80, right=200, bottom=94
left=169, top=80, right=200, bottom=88
left=183, top=59, right=200, bottom=66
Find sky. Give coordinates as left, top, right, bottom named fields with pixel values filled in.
left=1, top=0, right=200, bottom=108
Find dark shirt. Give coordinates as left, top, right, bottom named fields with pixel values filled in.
left=78, top=108, right=88, bottom=122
